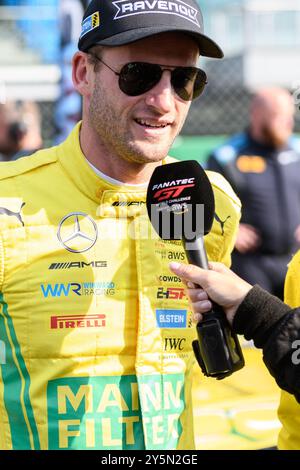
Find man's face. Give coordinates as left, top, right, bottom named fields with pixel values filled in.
left=260, top=96, right=295, bottom=148
left=88, top=32, right=199, bottom=164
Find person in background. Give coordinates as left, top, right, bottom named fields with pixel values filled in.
left=0, top=102, right=21, bottom=160
left=55, top=0, right=84, bottom=144
left=207, top=87, right=300, bottom=299
left=0, top=101, right=42, bottom=161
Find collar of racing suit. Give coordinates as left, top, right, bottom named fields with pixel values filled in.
left=58, top=121, right=172, bottom=219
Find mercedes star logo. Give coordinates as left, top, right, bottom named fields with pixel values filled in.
left=57, top=212, right=98, bottom=253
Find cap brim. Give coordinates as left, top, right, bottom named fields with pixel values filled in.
left=93, top=26, right=224, bottom=59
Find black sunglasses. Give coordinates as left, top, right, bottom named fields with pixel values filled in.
left=89, top=54, right=207, bottom=101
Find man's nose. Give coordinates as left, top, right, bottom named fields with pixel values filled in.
left=144, top=71, right=175, bottom=113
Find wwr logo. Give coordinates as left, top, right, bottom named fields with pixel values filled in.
left=41, top=282, right=115, bottom=297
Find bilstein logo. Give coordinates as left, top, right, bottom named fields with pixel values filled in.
left=164, top=337, right=186, bottom=351
left=157, top=287, right=186, bottom=300
left=49, top=261, right=107, bottom=270
left=152, top=178, right=195, bottom=202
left=57, top=212, right=98, bottom=253
left=156, top=309, right=187, bottom=328
left=112, top=0, right=200, bottom=27
left=50, top=314, right=106, bottom=329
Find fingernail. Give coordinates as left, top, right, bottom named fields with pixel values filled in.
left=193, top=313, right=201, bottom=323
left=187, top=282, right=194, bottom=289
left=169, top=262, right=181, bottom=270
left=202, top=301, right=212, bottom=310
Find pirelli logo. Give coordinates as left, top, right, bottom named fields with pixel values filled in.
left=50, top=314, right=106, bottom=329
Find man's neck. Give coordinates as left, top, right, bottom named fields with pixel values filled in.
left=79, top=121, right=162, bottom=185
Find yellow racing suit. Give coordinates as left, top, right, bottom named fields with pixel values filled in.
left=278, top=250, right=300, bottom=449
left=0, top=122, right=240, bottom=450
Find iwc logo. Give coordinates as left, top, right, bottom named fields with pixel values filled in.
left=57, top=212, right=98, bottom=253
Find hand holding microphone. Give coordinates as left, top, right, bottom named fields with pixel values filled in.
left=169, top=261, right=252, bottom=326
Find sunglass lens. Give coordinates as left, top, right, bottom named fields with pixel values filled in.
left=192, top=69, right=207, bottom=99
left=172, top=68, right=207, bottom=101
left=119, top=63, right=162, bottom=96
left=118, top=62, right=207, bottom=101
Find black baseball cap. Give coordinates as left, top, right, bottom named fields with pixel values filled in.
left=78, top=0, right=223, bottom=59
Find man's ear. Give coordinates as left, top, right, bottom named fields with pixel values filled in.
left=72, top=52, right=93, bottom=98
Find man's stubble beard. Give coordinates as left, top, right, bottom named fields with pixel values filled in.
left=89, top=80, right=175, bottom=165
left=261, top=124, right=289, bottom=149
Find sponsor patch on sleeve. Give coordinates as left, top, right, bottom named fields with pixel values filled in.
left=80, top=12, right=100, bottom=39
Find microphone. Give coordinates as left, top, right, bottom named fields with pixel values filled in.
left=146, top=160, right=244, bottom=379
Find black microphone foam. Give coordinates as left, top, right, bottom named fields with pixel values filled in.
left=146, top=160, right=215, bottom=243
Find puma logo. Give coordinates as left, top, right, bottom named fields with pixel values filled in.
left=214, top=213, right=231, bottom=236
left=0, top=202, right=25, bottom=226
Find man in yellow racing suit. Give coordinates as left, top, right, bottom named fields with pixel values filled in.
left=0, top=0, right=241, bottom=450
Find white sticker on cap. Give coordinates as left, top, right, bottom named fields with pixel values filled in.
left=80, top=11, right=100, bottom=39
left=112, top=0, right=200, bottom=27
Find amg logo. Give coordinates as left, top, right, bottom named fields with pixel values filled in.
left=113, top=0, right=199, bottom=27
left=164, top=337, right=186, bottom=351
left=51, top=314, right=106, bottom=329
left=112, top=201, right=145, bottom=206
left=49, top=261, right=107, bottom=269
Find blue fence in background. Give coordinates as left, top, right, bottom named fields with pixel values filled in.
left=3, top=0, right=60, bottom=63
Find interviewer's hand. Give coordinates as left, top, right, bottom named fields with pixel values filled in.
left=169, top=261, right=252, bottom=325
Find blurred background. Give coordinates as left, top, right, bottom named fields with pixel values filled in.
left=0, top=0, right=299, bottom=158
left=0, top=0, right=297, bottom=450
